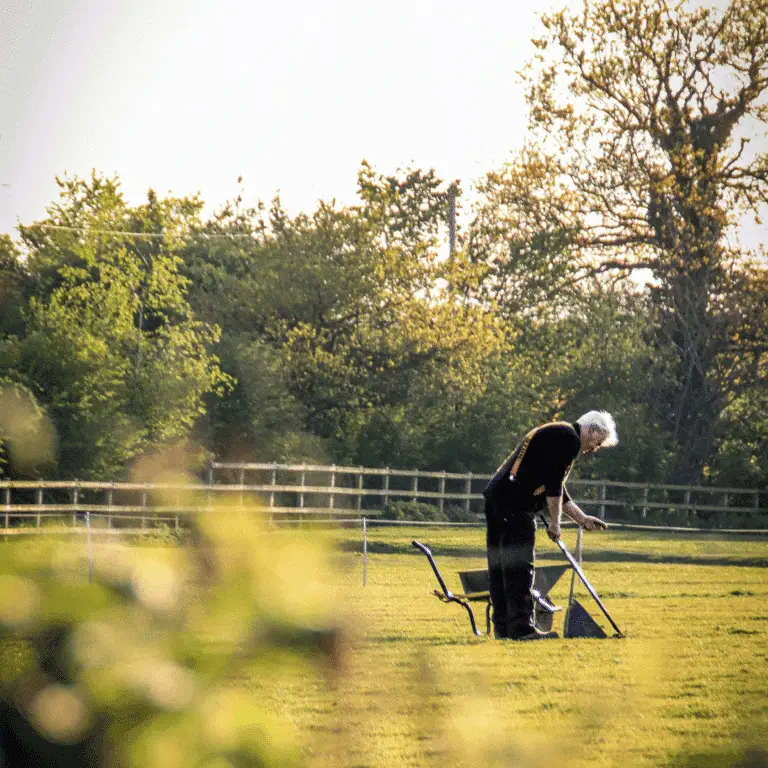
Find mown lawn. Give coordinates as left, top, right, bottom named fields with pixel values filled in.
left=246, top=524, right=768, bottom=768
left=1, top=523, right=766, bottom=767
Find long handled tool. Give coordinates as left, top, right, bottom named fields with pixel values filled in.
left=540, top=517, right=624, bottom=637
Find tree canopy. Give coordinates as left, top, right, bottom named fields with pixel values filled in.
left=470, top=0, right=768, bottom=483
left=1, top=1, right=766, bottom=487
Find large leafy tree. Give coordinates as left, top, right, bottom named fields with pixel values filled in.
left=6, top=174, right=227, bottom=479
left=181, top=166, right=506, bottom=469
left=476, top=0, right=768, bottom=483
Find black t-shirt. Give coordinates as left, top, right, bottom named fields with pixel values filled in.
left=484, top=421, right=581, bottom=510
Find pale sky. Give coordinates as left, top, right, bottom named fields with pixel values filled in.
left=1, top=0, right=765, bottom=249
left=1, top=0, right=548, bottom=233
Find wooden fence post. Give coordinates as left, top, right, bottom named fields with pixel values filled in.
left=357, top=468, right=363, bottom=513
left=71, top=486, right=79, bottom=527
left=438, top=472, right=446, bottom=516
left=383, top=468, right=390, bottom=510
left=269, top=464, right=277, bottom=509
left=412, top=470, right=419, bottom=503
left=641, top=485, right=649, bottom=519
left=465, top=472, right=472, bottom=513
left=106, top=487, right=113, bottom=529
left=3, top=487, right=9, bottom=529
left=598, top=482, right=606, bottom=520
left=141, top=491, right=148, bottom=530
left=206, top=466, right=214, bottom=512
left=36, top=487, right=43, bottom=528
left=239, top=469, right=245, bottom=509
left=329, top=465, right=336, bottom=512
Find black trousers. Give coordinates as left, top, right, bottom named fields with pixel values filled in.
left=484, top=495, right=536, bottom=638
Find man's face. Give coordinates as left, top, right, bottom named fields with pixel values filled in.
left=582, top=426, right=606, bottom=455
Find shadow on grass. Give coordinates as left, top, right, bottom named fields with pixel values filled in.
left=339, top=541, right=768, bottom=568
left=366, top=634, right=483, bottom=647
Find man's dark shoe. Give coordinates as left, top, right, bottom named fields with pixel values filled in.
left=493, top=624, right=510, bottom=640
left=514, top=628, right=559, bottom=641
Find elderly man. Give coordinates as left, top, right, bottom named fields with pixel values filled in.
left=483, top=411, right=618, bottom=641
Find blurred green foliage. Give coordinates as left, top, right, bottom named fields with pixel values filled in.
left=0, top=502, right=345, bottom=767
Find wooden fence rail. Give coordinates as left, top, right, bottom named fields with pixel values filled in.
left=1, top=463, right=765, bottom=532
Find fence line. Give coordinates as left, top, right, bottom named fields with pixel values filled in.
left=1, top=462, right=766, bottom=532
left=209, top=462, right=765, bottom=528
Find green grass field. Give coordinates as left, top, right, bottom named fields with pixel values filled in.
left=249, top=524, right=768, bottom=768
left=2, top=523, right=767, bottom=767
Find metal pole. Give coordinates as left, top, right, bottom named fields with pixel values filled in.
left=362, top=516, right=368, bottom=586
left=447, top=184, right=457, bottom=258
left=576, top=525, right=583, bottom=565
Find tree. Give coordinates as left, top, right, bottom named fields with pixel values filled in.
left=179, top=166, right=506, bottom=471
left=478, top=0, right=768, bottom=483
left=0, top=236, right=29, bottom=338
left=10, top=174, right=227, bottom=479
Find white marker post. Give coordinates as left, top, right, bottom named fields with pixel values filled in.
left=563, top=526, right=583, bottom=637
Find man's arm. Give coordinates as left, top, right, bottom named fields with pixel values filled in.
left=545, top=495, right=563, bottom=541
left=563, top=500, right=608, bottom=531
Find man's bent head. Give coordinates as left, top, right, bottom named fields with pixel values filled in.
left=576, top=411, right=618, bottom=454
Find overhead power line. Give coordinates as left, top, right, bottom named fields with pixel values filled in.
left=26, top=223, right=259, bottom=241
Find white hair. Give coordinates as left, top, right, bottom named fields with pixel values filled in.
left=577, top=410, right=619, bottom=447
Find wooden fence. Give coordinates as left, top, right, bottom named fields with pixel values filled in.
left=1, top=462, right=765, bottom=532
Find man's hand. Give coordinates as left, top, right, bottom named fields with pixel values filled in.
left=563, top=501, right=608, bottom=531
left=546, top=521, right=561, bottom=541
left=581, top=515, right=608, bottom=531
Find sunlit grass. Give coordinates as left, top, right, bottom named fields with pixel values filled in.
left=247, top=524, right=768, bottom=767
left=2, top=523, right=766, bottom=767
